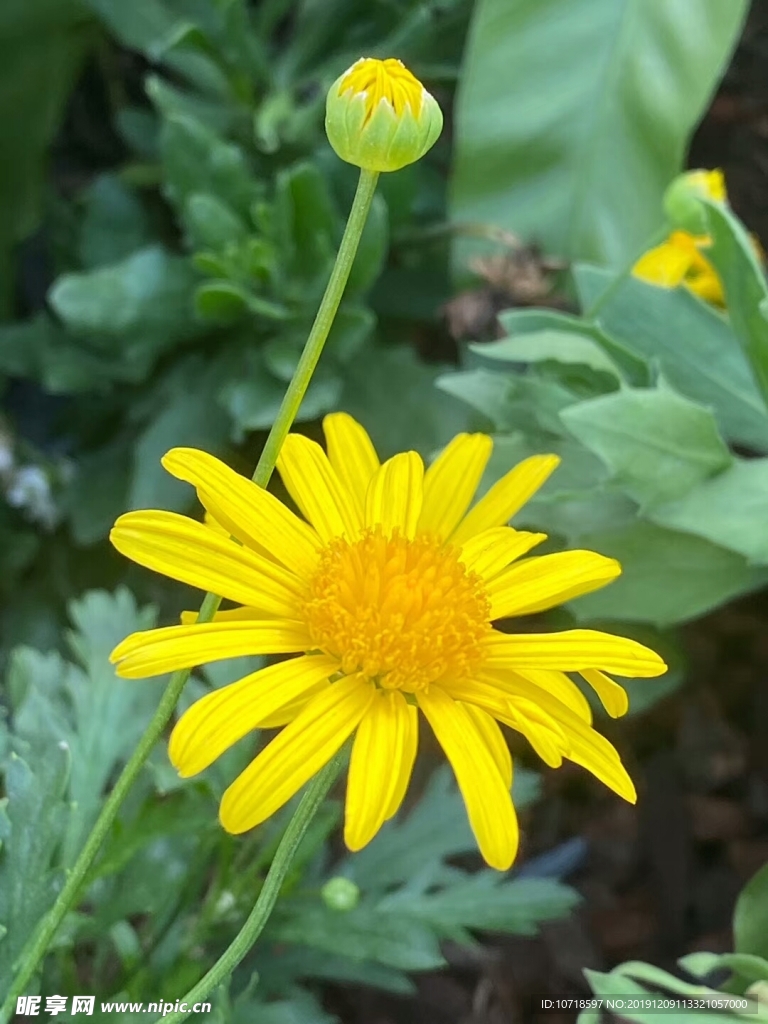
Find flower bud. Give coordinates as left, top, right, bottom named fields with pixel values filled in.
left=325, top=58, right=443, bottom=173
left=321, top=876, right=360, bottom=911
left=663, top=169, right=726, bottom=235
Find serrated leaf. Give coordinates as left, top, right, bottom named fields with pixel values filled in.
left=269, top=900, right=445, bottom=972
left=452, top=0, right=748, bottom=266
left=0, top=742, right=71, bottom=997
left=379, top=872, right=580, bottom=938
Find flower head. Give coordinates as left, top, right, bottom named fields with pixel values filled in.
left=110, top=416, right=666, bottom=870
left=325, top=57, right=442, bottom=172
left=663, top=168, right=726, bottom=234
left=633, top=230, right=724, bottom=305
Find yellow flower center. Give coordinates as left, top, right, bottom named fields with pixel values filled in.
left=305, top=528, right=491, bottom=693
left=338, top=57, right=424, bottom=123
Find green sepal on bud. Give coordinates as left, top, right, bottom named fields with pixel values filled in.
left=320, top=876, right=360, bottom=912
left=663, top=169, right=727, bottom=235
left=325, top=58, right=443, bottom=173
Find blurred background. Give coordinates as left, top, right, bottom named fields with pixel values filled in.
left=3, top=1, right=768, bottom=1022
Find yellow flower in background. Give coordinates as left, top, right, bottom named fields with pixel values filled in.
left=325, top=57, right=443, bottom=172
left=633, top=230, right=724, bottom=305
left=109, top=415, right=666, bottom=870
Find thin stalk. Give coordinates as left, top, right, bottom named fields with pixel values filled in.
left=156, top=753, right=345, bottom=1024
left=0, top=167, right=379, bottom=1022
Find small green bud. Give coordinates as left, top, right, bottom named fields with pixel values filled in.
left=663, top=169, right=726, bottom=235
left=321, top=876, right=360, bottom=911
left=325, top=57, right=443, bottom=173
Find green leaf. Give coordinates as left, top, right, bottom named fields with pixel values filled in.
left=345, top=193, right=389, bottom=296
left=130, top=358, right=233, bottom=512
left=569, top=521, right=768, bottom=627
left=340, top=765, right=540, bottom=890
left=451, top=0, right=748, bottom=266
left=573, top=265, right=768, bottom=451
left=275, top=162, right=337, bottom=281
left=702, top=198, right=768, bottom=408
left=561, top=384, right=733, bottom=508
left=680, top=951, right=768, bottom=988
left=9, top=589, right=163, bottom=865
left=735, top=862, right=768, bottom=961
left=0, top=741, right=71, bottom=996
left=380, top=873, right=580, bottom=939
left=0, top=0, right=93, bottom=309
left=269, top=901, right=445, bottom=972
left=650, top=458, right=768, bottom=565
left=183, top=192, right=249, bottom=250
left=340, top=344, right=473, bottom=458
left=437, top=368, right=576, bottom=435
left=472, top=329, right=625, bottom=384
left=251, top=946, right=416, bottom=997
left=49, top=245, right=202, bottom=375
left=79, top=174, right=152, bottom=269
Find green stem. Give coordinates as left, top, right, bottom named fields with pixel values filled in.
left=0, top=167, right=379, bottom=1022
left=157, top=753, right=345, bottom=1024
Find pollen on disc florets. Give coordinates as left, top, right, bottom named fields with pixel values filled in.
left=305, top=527, right=491, bottom=692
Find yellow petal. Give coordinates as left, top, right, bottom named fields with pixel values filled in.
left=162, top=447, right=321, bottom=578
left=345, top=690, right=418, bottom=850
left=417, top=686, right=519, bottom=870
left=111, top=511, right=303, bottom=617
left=512, top=668, right=592, bottom=723
left=257, top=680, right=332, bottom=728
left=481, top=670, right=635, bottom=801
left=458, top=527, right=547, bottom=581
left=219, top=675, right=374, bottom=833
left=323, top=412, right=380, bottom=518
left=462, top=703, right=512, bottom=789
left=110, top=620, right=309, bottom=678
left=169, top=654, right=338, bottom=777
left=581, top=669, right=629, bottom=718
left=451, top=454, right=561, bottom=545
left=446, top=676, right=568, bottom=768
left=633, top=236, right=693, bottom=287
left=487, top=550, right=621, bottom=619
left=419, top=433, right=493, bottom=540
left=365, top=451, right=424, bottom=539
left=384, top=699, right=419, bottom=821
left=482, top=629, right=667, bottom=678
left=277, top=434, right=362, bottom=541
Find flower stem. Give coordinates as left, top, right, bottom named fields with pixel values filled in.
left=0, top=167, right=379, bottom=1021
left=156, top=752, right=345, bottom=1024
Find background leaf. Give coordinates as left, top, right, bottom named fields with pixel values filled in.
left=451, top=0, right=748, bottom=266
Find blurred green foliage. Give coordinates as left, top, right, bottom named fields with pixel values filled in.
left=0, top=0, right=764, bottom=1017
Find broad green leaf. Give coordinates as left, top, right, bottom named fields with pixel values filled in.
left=183, top=192, right=248, bottom=250
left=735, top=863, right=768, bottom=961
left=451, top=0, right=747, bottom=267
left=561, top=385, right=733, bottom=508
left=269, top=901, right=445, bottom=972
left=570, top=521, right=768, bottom=627
left=681, top=951, right=768, bottom=988
left=345, top=193, right=389, bottom=297
left=651, top=458, right=768, bottom=565
left=0, top=742, right=71, bottom=996
left=79, top=174, right=153, bottom=269
left=437, top=368, right=576, bottom=435
left=497, top=308, right=647, bottom=382
left=702, top=198, right=768, bottom=408
left=275, top=162, right=336, bottom=282
left=380, top=873, right=580, bottom=938
left=472, top=329, right=624, bottom=383
left=49, top=245, right=202, bottom=375
left=0, top=0, right=93, bottom=310
left=573, top=265, right=768, bottom=451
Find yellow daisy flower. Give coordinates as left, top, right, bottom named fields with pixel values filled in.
left=633, top=230, right=724, bottom=305
left=109, top=415, right=667, bottom=870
